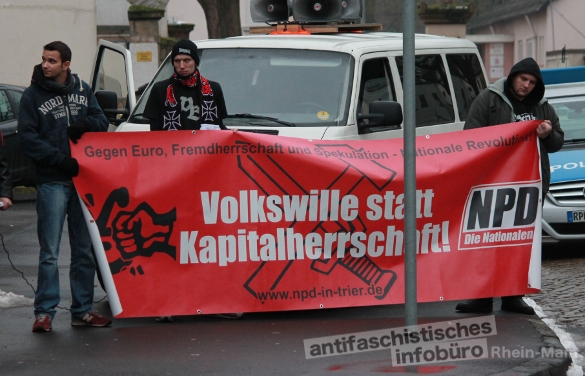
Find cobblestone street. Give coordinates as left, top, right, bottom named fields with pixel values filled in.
left=529, top=244, right=585, bottom=367
left=531, top=258, right=585, bottom=326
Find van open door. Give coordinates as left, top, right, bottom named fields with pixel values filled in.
left=90, top=40, right=136, bottom=131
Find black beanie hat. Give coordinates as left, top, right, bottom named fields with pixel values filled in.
left=171, top=39, right=200, bottom=66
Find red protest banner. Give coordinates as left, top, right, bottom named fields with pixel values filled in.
left=72, top=120, right=542, bottom=318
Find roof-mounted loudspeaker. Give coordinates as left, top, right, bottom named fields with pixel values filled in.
left=250, top=0, right=363, bottom=24
left=250, top=0, right=291, bottom=23
left=291, top=0, right=342, bottom=22
left=340, top=0, right=362, bottom=21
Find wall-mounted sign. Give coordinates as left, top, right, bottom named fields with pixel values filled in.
left=489, top=43, right=504, bottom=55
left=490, top=55, right=504, bottom=67
left=490, top=67, right=504, bottom=79
left=136, top=51, right=153, bottom=62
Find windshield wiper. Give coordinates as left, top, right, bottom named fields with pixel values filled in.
left=227, top=113, right=296, bottom=127
left=563, top=138, right=585, bottom=144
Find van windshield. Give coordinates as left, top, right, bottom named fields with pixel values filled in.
left=131, top=48, right=353, bottom=128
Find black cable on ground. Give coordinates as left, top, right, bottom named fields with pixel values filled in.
left=0, top=230, right=36, bottom=294
left=0, top=230, right=107, bottom=309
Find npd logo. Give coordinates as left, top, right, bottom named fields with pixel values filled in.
left=459, top=182, right=540, bottom=250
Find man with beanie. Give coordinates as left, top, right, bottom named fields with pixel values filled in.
left=455, top=57, right=564, bottom=315
left=144, top=39, right=240, bottom=321
left=18, top=41, right=111, bottom=332
left=144, top=39, right=228, bottom=131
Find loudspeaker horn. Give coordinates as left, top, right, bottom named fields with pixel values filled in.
left=250, top=0, right=291, bottom=23
left=291, top=0, right=343, bottom=23
left=340, top=0, right=362, bottom=21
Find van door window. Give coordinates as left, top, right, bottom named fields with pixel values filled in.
left=446, top=54, right=487, bottom=121
left=358, top=58, right=396, bottom=119
left=94, top=48, right=130, bottom=121
left=396, top=55, right=455, bottom=127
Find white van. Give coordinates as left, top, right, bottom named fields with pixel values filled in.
left=90, top=29, right=487, bottom=140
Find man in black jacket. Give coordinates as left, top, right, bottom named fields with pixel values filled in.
left=144, top=39, right=228, bottom=131
left=18, top=41, right=110, bottom=332
left=456, top=57, right=564, bottom=315
left=144, top=39, right=241, bottom=321
left=0, top=134, right=12, bottom=210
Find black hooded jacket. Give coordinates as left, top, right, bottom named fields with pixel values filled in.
left=464, top=57, right=564, bottom=195
left=17, top=65, right=109, bottom=184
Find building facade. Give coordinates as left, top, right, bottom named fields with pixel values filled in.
left=466, top=0, right=585, bottom=82
left=0, top=0, right=99, bottom=86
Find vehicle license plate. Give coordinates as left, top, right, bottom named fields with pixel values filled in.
left=567, top=211, right=585, bottom=222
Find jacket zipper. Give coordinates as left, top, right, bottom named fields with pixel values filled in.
left=64, top=95, right=71, bottom=127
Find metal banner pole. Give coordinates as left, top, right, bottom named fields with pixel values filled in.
left=402, top=0, right=417, bottom=327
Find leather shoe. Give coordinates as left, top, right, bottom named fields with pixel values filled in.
left=501, top=296, right=535, bottom=315
left=455, top=298, right=493, bottom=313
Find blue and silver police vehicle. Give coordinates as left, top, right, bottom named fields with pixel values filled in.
left=542, top=66, right=585, bottom=242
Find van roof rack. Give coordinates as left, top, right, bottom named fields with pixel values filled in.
left=248, top=22, right=383, bottom=35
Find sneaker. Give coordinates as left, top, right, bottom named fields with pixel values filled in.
left=156, top=316, right=174, bottom=322
left=71, top=311, right=112, bottom=327
left=455, top=298, right=493, bottom=313
left=32, top=314, right=52, bottom=332
left=214, top=313, right=243, bottom=319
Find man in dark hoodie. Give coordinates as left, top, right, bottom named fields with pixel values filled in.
left=144, top=39, right=228, bottom=131
left=455, top=57, right=564, bottom=315
left=18, top=41, right=111, bottom=332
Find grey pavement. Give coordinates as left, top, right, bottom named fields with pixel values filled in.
left=0, top=193, right=572, bottom=376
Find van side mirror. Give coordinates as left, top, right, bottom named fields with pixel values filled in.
left=357, top=101, right=403, bottom=132
left=95, top=90, right=129, bottom=125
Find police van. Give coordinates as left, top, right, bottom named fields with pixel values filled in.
left=90, top=1, right=487, bottom=141
left=541, top=66, right=585, bottom=242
